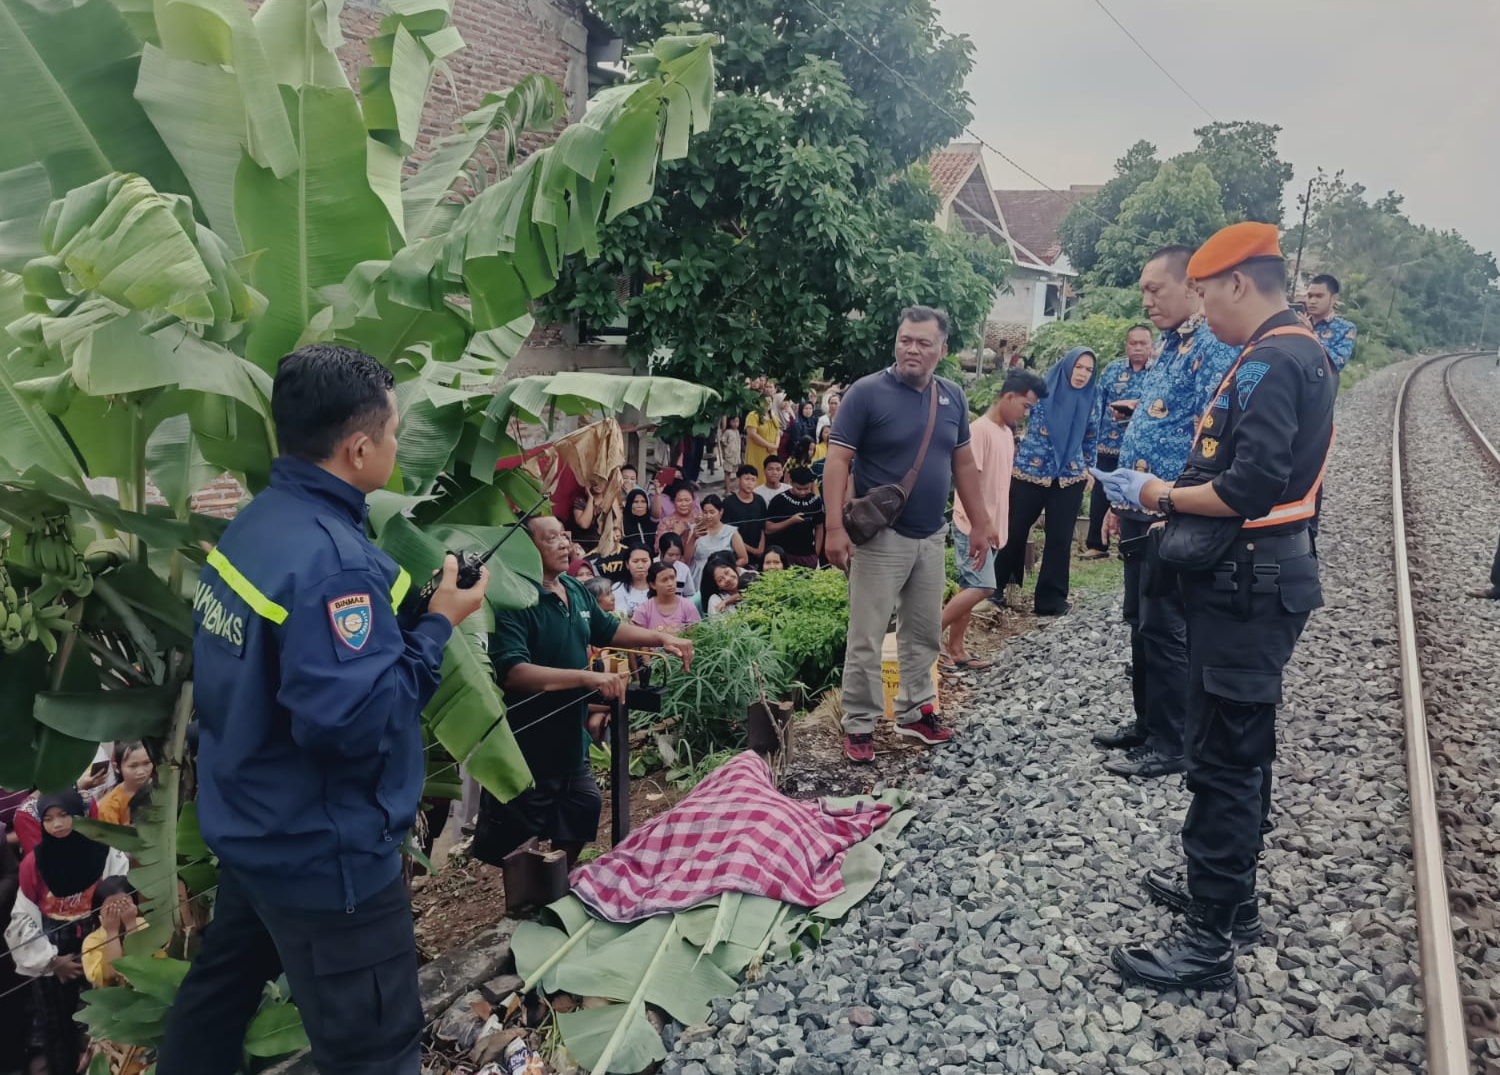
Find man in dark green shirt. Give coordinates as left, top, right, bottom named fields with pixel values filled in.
left=473, top=516, right=692, bottom=865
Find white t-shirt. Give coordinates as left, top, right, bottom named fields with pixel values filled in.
left=707, top=593, right=738, bottom=616
left=755, top=483, right=788, bottom=505
left=612, top=581, right=653, bottom=619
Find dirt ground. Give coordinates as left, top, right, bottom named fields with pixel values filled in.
left=409, top=595, right=1049, bottom=961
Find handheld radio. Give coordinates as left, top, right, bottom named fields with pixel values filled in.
left=404, top=498, right=548, bottom=616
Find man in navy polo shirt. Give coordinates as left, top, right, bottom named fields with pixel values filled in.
left=825, top=306, right=995, bottom=763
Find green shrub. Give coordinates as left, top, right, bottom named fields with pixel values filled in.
left=739, top=567, right=850, bottom=694
left=654, top=615, right=789, bottom=754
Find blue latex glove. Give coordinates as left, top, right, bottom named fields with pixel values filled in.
left=1091, top=466, right=1157, bottom=511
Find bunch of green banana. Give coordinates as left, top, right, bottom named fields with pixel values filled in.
left=0, top=568, right=73, bottom=656
left=17, top=514, right=93, bottom=597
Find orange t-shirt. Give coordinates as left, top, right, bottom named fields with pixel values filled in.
left=952, top=415, right=1015, bottom=546
left=96, top=784, right=134, bottom=827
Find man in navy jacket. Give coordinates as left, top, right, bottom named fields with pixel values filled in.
left=158, top=344, right=488, bottom=1075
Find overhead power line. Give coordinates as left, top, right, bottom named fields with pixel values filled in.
left=800, top=0, right=1148, bottom=244
left=1088, top=0, right=1218, bottom=123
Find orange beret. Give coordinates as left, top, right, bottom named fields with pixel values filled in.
left=1187, top=222, right=1283, bottom=279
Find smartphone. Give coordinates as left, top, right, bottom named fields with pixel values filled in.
left=1290, top=301, right=1307, bottom=315
left=1110, top=399, right=1138, bottom=423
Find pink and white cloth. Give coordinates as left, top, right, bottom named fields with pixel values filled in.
left=569, top=751, right=895, bottom=922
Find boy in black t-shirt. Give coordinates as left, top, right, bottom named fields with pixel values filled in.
left=720, top=464, right=767, bottom=566
left=765, top=467, right=824, bottom=568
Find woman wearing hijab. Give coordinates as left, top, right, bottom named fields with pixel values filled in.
left=994, top=347, right=1101, bottom=616
left=6, top=789, right=129, bottom=1075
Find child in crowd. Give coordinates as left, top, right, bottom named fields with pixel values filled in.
left=812, top=426, right=830, bottom=463
left=700, top=556, right=744, bottom=616
left=718, top=416, right=743, bottom=493
left=631, top=563, right=701, bottom=634
left=7, top=791, right=130, bottom=1075
left=96, top=742, right=155, bottom=827
left=761, top=546, right=787, bottom=571
left=655, top=533, right=692, bottom=595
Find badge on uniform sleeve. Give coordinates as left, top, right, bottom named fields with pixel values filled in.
left=328, top=593, right=373, bottom=651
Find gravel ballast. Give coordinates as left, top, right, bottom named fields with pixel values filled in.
left=655, top=360, right=1500, bottom=1075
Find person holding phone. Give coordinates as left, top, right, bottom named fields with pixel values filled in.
left=685, top=494, right=747, bottom=588
left=1085, top=324, right=1156, bottom=559
left=1091, top=248, right=1239, bottom=780
left=764, top=467, right=825, bottom=568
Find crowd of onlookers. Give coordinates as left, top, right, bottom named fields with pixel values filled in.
left=3, top=744, right=164, bottom=1075
left=554, top=379, right=845, bottom=636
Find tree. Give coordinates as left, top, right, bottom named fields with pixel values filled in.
left=0, top=0, right=718, bottom=1054
left=1026, top=315, right=1139, bottom=372
left=1295, top=170, right=1498, bottom=352
left=1176, top=121, right=1293, bottom=224
left=539, top=0, right=1010, bottom=391
left=1090, top=161, right=1227, bottom=287
left=1058, top=140, right=1159, bottom=277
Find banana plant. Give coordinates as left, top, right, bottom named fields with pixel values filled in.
left=0, top=0, right=717, bottom=1060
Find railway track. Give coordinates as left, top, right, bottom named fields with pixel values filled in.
left=1393, top=352, right=1500, bottom=1075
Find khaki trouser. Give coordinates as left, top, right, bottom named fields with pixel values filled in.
left=839, top=527, right=946, bottom=734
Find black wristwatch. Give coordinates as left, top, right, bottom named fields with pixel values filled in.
left=1157, top=489, right=1174, bottom=515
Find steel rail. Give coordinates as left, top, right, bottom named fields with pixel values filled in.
left=1392, top=352, right=1487, bottom=1074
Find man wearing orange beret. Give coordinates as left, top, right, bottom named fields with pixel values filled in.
left=1094, top=221, right=1336, bottom=991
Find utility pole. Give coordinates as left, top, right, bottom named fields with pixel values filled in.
left=1289, top=174, right=1317, bottom=299
left=1481, top=292, right=1492, bottom=349
left=1385, top=261, right=1406, bottom=327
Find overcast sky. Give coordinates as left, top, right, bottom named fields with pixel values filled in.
left=932, top=0, right=1500, bottom=259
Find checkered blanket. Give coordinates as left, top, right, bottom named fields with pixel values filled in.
left=569, top=751, right=897, bottom=922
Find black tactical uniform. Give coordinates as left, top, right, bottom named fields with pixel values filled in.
left=1115, top=311, right=1335, bottom=989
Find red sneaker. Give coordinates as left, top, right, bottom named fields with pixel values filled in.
left=895, top=705, right=954, bottom=745
left=843, top=733, right=875, bottom=764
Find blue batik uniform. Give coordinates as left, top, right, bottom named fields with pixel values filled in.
left=1113, top=316, right=1239, bottom=517
left=1312, top=316, right=1356, bottom=372
left=1095, top=358, right=1154, bottom=456
left=1013, top=394, right=1100, bottom=486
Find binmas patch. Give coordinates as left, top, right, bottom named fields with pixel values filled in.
left=328, top=593, right=373, bottom=651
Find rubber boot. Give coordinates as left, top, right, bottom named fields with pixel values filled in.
left=1112, top=898, right=1237, bottom=991
left=1142, top=869, right=1262, bottom=947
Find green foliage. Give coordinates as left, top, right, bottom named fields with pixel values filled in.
left=1026, top=315, right=1139, bottom=373
left=1293, top=170, right=1498, bottom=353
left=1058, top=140, right=1159, bottom=277
left=1091, top=161, right=1227, bottom=288
left=655, top=614, right=789, bottom=754
left=1071, top=286, right=1145, bottom=321
left=737, top=566, right=849, bottom=694
left=541, top=0, right=1010, bottom=389
left=1063, top=122, right=1291, bottom=284
left=1175, top=121, right=1293, bottom=224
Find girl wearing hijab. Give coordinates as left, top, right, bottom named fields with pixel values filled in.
left=6, top=789, right=129, bottom=1075
left=994, top=347, right=1100, bottom=616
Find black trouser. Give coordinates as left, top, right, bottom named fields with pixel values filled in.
left=1491, top=525, right=1500, bottom=589
left=1118, top=518, right=1188, bottom=758
left=1086, top=451, right=1120, bottom=551
left=157, top=870, right=421, bottom=1075
left=995, top=477, right=1086, bottom=615
left=1180, top=543, right=1320, bottom=903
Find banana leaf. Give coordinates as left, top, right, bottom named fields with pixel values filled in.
left=0, top=0, right=193, bottom=271
left=236, top=84, right=393, bottom=371
left=483, top=373, right=717, bottom=434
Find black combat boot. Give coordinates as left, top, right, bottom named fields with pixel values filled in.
left=1142, top=869, right=1262, bottom=946
left=1111, top=898, right=1237, bottom=991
